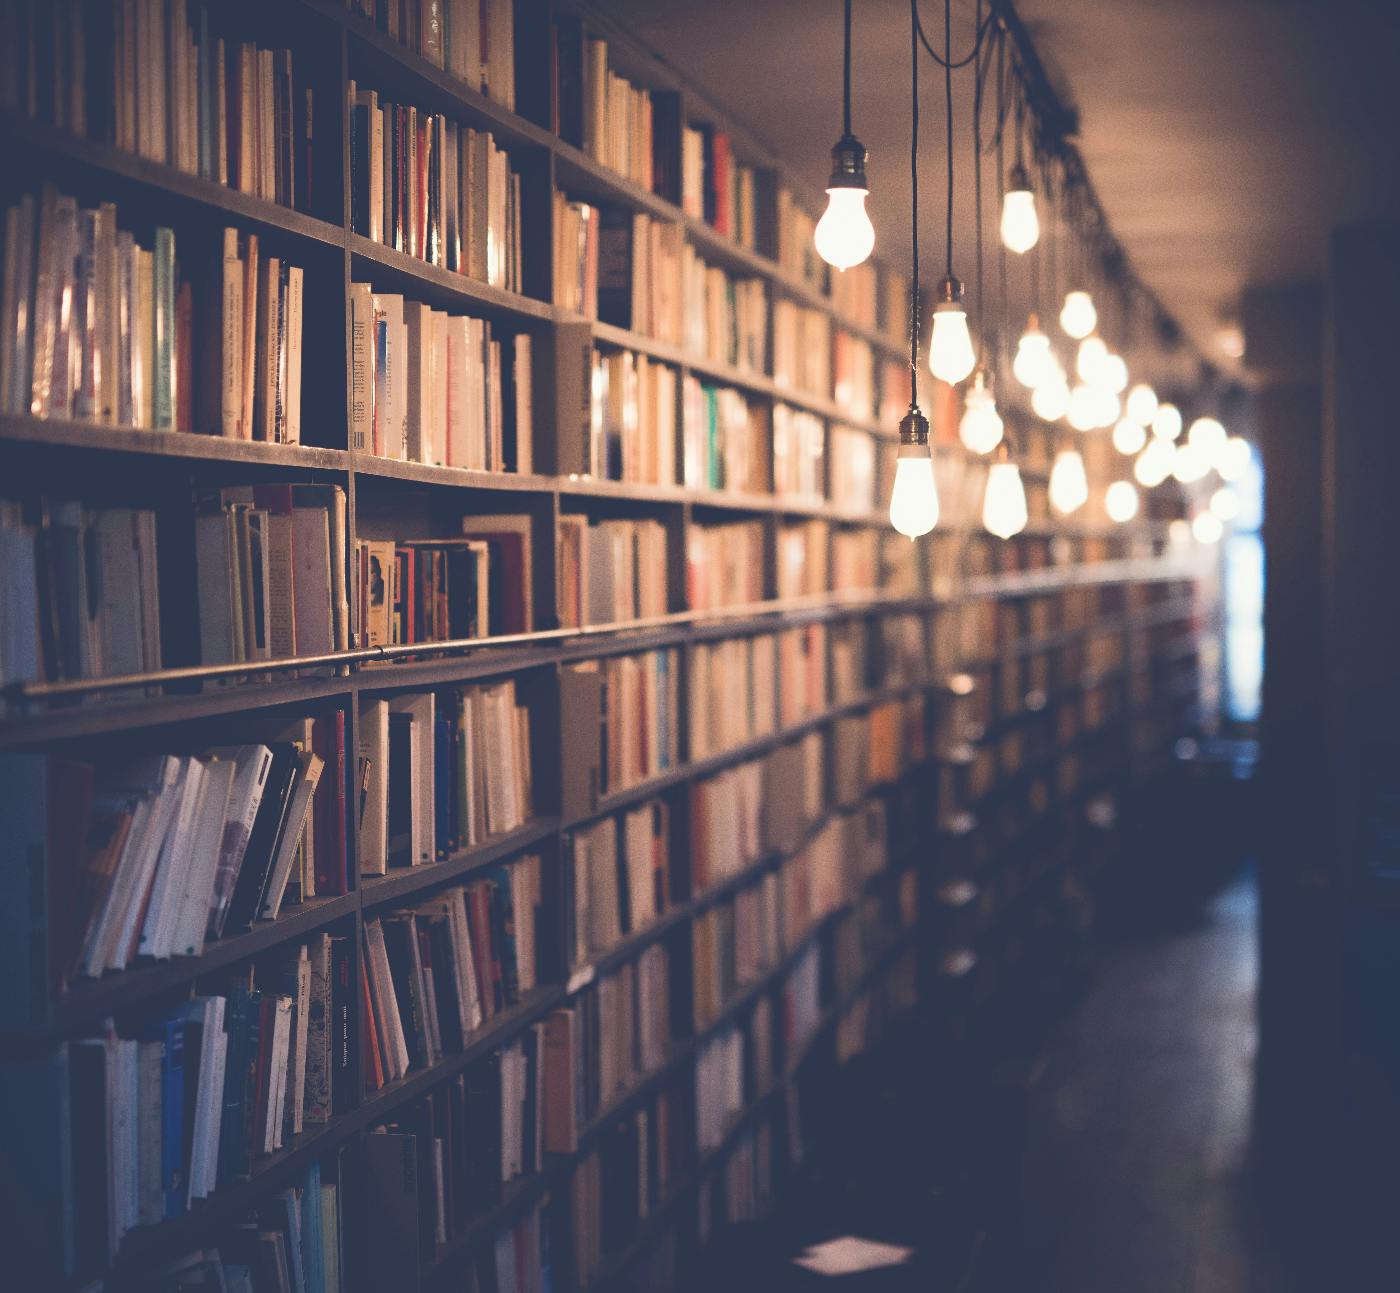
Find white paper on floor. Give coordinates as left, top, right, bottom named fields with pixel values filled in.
left=791, top=1236, right=914, bottom=1276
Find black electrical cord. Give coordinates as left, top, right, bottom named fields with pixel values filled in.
left=943, top=0, right=954, bottom=278
left=909, top=0, right=921, bottom=385
left=915, top=0, right=995, bottom=70
left=842, top=0, right=853, bottom=137
left=995, top=21, right=1009, bottom=374
left=972, top=0, right=984, bottom=333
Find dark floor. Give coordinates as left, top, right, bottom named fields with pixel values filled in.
left=702, top=870, right=1292, bottom=1292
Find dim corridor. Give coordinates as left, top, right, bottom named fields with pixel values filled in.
left=701, top=869, right=1290, bottom=1293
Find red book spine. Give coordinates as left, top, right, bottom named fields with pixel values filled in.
left=361, top=961, right=384, bottom=1090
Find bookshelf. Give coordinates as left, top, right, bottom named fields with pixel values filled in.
left=0, top=2, right=1212, bottom=1291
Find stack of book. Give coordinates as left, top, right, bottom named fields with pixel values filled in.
left=540, top=944, right=671, bottom=1147
left=681, top=246, right=767, bottom=373
left=358, top=680, right=534, bottom=874
left=775, top=188, right=824, bottom=290
left=570, top=208, right=683, bottom=342
left=4, top=0, right=318, bottom=211
left=51, top=940, right=353, bottom=1268
left=353, top=513, right=532, bottom=649
left=361, top=856, right=541, bottom=1089
left=831, top=263, right=878, bottom=334
left=833, top=332, right=875, bottom=421
left=591, top=347, right=679, bottom=483
left=777, top=818, right=847, bottom=949
left=773, top=300, right=832, bottom=400
left=681, top=377, right=769, bottom=494
left=772, top=405, right=826, bottom=505
left=880, top=265, right=910, bottom=348
left=781, top=942, right=822, bottom=1056
left=688, top=635, right=777, bottom=762
left=833, top=527, right=879, bottom=593
left=350, top=85, right=522, bottom=292
left=777, top=624, right=828, bottom=728
left=350, top=0, right=517, bottom=111
left=776, top=520, right=830, bottom=600
left=829, top=426, right=877, bottom=514
left=0, top=730, right=347, bottom=1019
left=687, top=519, right=765, bottom=611
left=557, top=515, right=669, bottom=628
left=689, top=759, right=765, bottom=896
left=762, top=730, right=826, bottom=854
left=680, top=123, right=759, bottom=249
left=691, top=875, right=780, bottom=1029
left=566, top=799, right=672, bottom=968
left=196, top=484, right=350, bottom=666
left=0, top=499, right=160, bottom=695
left=694, top=1023, right=746, bottom=1152
left=350, top=282, right=532, bottom=471
left=559, top=29, right=655, bottom=189
left=559, top=651, right=680, bottom=817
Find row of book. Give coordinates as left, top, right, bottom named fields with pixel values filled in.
left=559, top=650, right=681, bottom=818
left=687, top=633, right=776, bottom=764
left=557, top=514, right=670, bottom=629
left=350, top=283, right=533, bottom=472
left=830, top=424, right=879, bottom=514
left=687, top=519, right=765, bottom=612
left=0, top=725, right=347, bottom=1022
left=681, top=377, right=768, bottom=495
left=361, top=854, right=541, bottom=1088
left=776, top=520, right=829, bottom=600
left=350, top=84, right=522, bottom=292
left=680, top=123, right=760, bottom=250
left=772, top=300, right=830, bottom=400
left=567, top=29, right=657, bottom=191
left=566, top=799, right=671, bottom=970
left=34, top=939, right=353, bottom=1276
left=353, top=514, right=532, bottom=650
left=833, top=330, right=876, bottom=421
left=775, top=188, right=822, bottom=290
left=773, top=405, right=825, bottom=504
left=349, top=0, right=518, bottom=113
left=196, top=484, right=350, bottom=667
left=3, top=190, right=304, bottom=443
left=682, top=245, right=767, bottom=373
left=0, top=499, right=160, bottom=693
left=4, top=0, right=316, bottom=211
left=358, top=680, right=534, bottom=873
left=692, top=874, right=780, bottom=1030
left=560, top=340, right=679, bottom=484
left=541, top=943, right=671, bottom=1152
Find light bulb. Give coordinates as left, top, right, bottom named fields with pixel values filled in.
left=1067, top=383, right=1098, bottom=431
left=814, top=187, right=875, bottom=271
left=958, top=368, right=1003, bottom=454
left=1126, top=383, right=1159, bottom=425
left=1112, top=417, right=1147, bottom=455
left=1105, top=480, right=1139, bottom=523
left=1100, top=353, right=1129, bottom=394
left=1217, top=435, right=1251, bottom=482
left=1172, top=440, right=1211, bottom=483
left=1210, top=486, right=1239, bottom=521
left=1192, top=511, right=1224, bottom=544
left=1090, top=387, right=1121, bottom=428
left=1151, top=402, right=1183, bottom=440
left=1076, top=335, right=1108, bottom=384
left=1000, top=170, right=1039, bottom=254
left=1049, top=448, right=1089, bottom=515
left=929, top=277, right=977, bottom=384
left=1013, top=320, right=1053, bottom=389
left=1060, top=289, right=1097, bottom=339
left=983, top=460, right=1028, bottom=538
left=889, top=407, right=939, bottom=538
left=1134, top=437, right=1174, bottom=487
left=1168, top=518, right=1192, bottom=547
left=1188, top=416, right=1227, bottom=458
left=1032, top=371, right=1070, bottom=422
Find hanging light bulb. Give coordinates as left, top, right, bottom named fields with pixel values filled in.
left=1076, top=334, right=1108, bottom=384
left=959, top=367, right=1004, bottom=454
left=1172, top=440, right=1211, bottom=483
left=928, top=276, right=977, bottom=384
left=1134, top=437, right=1174, bottom=487
left=1067, top=383, right=1098, bottom=431
left=1210, top=486, right=1240, bottom=521
left=1126, top=383, right=1159, bottom=425
left=1100, top=353, right=1129, bottom=394
left=983, top=449, right=1028, bottom=538
left=1105, top=480, right=1140, bottom=523
left=1000, top=163, right=1039, bottom=254
left=1151, top=402, right=1183, bottom=440
left=1192, top=511, right=1224, bottom=544
left=1013, top=317, right=1053, bottom=389
left=1188, top=415, right=1227, bottom=459
left=1049, top=447, right=1089, bottom=515
left=1217, top=435, right=1251, bottom=482
left=1112, top=417, right=1147, bottom=456
left=1032, top=366, right=1070, bottom=421
left=1060, top=289, right=1097, bottom=339
left=815, top=0, right=874, bottom=271
left=889, top=407, right=939, bottom=537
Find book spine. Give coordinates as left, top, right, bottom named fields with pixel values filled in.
left=151, top=226, right=175, bottom=430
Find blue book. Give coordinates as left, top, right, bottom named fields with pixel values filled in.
left=301, top=1162, right=324, bottom=1293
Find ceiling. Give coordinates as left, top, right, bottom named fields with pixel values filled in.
left=594, top=0, right=1400, bottom=384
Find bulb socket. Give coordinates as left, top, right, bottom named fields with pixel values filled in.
left=827, top=134, right=869, bottom=190
left=935, top=275, right=965, bottom=310
left=1008, top=162, right=1032, bottom=195
left=897, top=405, right=931, bottom=449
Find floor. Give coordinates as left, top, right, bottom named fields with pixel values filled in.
left=703, top=870, right=1292, bottom=1292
